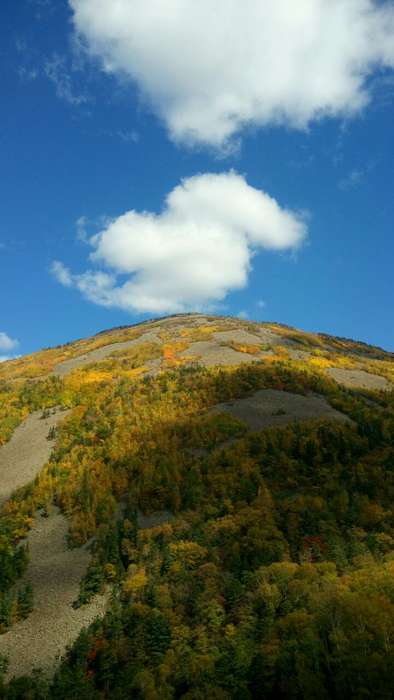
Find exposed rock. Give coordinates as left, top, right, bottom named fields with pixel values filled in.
left=181, top=340, right=261, bottom=367
left=213, top=329, right=265, bottom=345
left=0, top=509, right=107, bottom=679
left=0, top=410, right=69, bottom=509
left=52, top=331, right=161, bottom=377
left=326, top=368, right=391, bottom=391
left=211, top=389, right=351, bottom=431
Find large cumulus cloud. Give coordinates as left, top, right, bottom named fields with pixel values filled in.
left=70, top=0, right=394, bottom=148
left=52, top=172, right=307, bottom=313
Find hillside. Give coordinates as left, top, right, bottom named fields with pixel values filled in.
left=0, top=313, right=393, bottom=699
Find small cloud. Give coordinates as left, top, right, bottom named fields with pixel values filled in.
left=0, top=332, right=19, bottom=352
left=330, top=120, right=349, bottom=167
left=76, top=215, right=89, bottom=242
left=102, top=129, right=140, bottom=145
left=44, top=53, right=90, bottom=106
left=15, top=37, right=40, bottom=83
left=116, top=130, right=139, bottom=144
left=75, top=215, right=112, bottom=243
left=237, top=310, right=249, bottom=320
left=17, top=66, right=39, bottom=82
left=338, top=168, right=365, bottom=191
left=51, top=260, right=73, bottom=287
left=256, top=300, right=266, bottom=309
left=289, top=152, right=315, bottom=170
left=338, top=160, right=377, bottom=191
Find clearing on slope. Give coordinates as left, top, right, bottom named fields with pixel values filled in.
left=211, top=389, right=351, bottom=431
left=0, top=509, right=107, bottom=679
left=0, top=410, right=69, bottom=509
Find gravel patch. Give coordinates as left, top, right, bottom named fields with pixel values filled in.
left=326, top=368, right=392, bottom=391
left=211, top=389, right=351, bottom=431
left=213, top=329, right=265, bottom=345
left=181, top=340, right=261, bottom=367
left=256, top=328, right=287, bottom=346
left=0, top=509, right=107, bottom=679
left=52, top=331, right=161, bottom=377
left=0, top=410, right=69, bottom=510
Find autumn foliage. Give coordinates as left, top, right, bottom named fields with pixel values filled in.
left=0, top=317, right=393, bottom=698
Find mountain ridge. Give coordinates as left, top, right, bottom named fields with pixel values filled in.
left=2, top=314, right=393, bottom=374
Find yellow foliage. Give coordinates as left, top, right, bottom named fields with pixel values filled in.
left=162, top=341, right=189, bottom=359
left=77, top=370, right=113, bottom=385
left=0, top=326, right=146, bottom=381
left=227, top=342, right=262, bottom=355
left=179, top=325, right=216, bottom=340
left=169, top=540, right=207, bottom=568
left=123, top=366, right=148, bottom=379
left=309, top=357, right=334, bottom=369
left=123, top=567, right=148, bottom=597
left=271, top=346, right=289, bottom=358
left=161, top=341, right=190, bottom=368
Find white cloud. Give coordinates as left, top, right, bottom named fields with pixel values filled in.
left=69, top=0, right=394, bottom=149
left=338, top=159, right=377, bottom=190
left=115, top=130, right=139, bottom=144
left=338, top=168, right=365, bottom=191
left=44, top=53, right=90, bottom=106
left=17, top=66, right=39, bottom=82
left=74, top=214, right=113, bottom=243
left=51, top=260, right=73, bottom=287
left=52, top=171, right=307, bottom=314
left=257, top=300, right=267, bottom=309
left=76, top=215, right=89, bottom=242
left=0, top=332, right=19, bottom=353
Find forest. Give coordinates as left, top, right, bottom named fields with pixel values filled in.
left=0, top=318, right=393, bottom=698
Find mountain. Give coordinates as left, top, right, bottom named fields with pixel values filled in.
left=0, top=313, right=393, bottom=699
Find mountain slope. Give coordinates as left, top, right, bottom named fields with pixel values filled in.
left=0, top=314, right=393, bottom=698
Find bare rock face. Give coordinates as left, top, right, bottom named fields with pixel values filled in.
left=0, top=410, right=107, bottom=679
left=52, top=330, right=161, bottom=376
left=326, top=368, right=391, bottom=391
left=211, top=389, right=351, bottom=431
left=212, top=329, right=264, bottom=345
left=0, top=509, right=107, bottom=679
left=0, top=410, right=69, bottom=509
left=181, top=340, right=261, bottom=367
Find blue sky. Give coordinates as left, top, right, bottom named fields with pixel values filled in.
left=1, top=0, right=393, bottom=358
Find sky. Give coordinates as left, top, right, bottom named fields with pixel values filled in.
left=1, top=0, right=394, bottom=359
